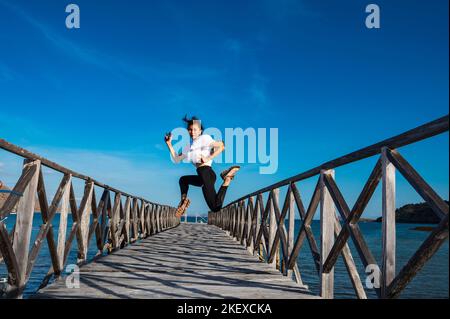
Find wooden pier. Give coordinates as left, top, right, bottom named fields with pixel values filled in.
left=0, top=115, right=448, bottom=299
left=33, top=223, right=315, bottom=299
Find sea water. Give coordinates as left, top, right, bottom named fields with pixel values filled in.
left=0, top=214, right=448, bottom=299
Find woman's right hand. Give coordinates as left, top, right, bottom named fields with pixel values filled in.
left=164, top=132, right=172, bottom=144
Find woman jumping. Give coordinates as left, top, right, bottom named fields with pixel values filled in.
left=164, top=115, right=240, bottom=217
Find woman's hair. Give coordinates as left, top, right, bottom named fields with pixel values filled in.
left=182, top=115, right=204, bottom=131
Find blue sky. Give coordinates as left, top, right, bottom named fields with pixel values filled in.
left=0, top=0, right=448, bottom=217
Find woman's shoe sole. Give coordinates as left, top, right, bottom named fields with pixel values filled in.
left=176, top=198, right=191, bottom=217
left=220, top=166, right=241, bottom=180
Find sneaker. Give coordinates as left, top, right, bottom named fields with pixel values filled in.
left=176, top=197, right=191, bottom=217
left=220, top=165, right=240, bottom=180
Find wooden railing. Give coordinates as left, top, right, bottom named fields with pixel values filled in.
left=0, top=139, right=179, bottom=298
left=209, top=115, right=449, bottom=299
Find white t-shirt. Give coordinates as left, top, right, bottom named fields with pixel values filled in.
left=182, top=134, right=215, bottom=166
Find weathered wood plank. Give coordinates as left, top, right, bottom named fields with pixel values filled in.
left=0, top=222, right=20, bottom=288
left=0, top=161, right=38, bottom=220
left=268, top=191, right=277, bottom=269
left=268, top=187, right=289, bottom=267
left=287, top=178, right=321, bottom=270
left=12, top=159, right=40, bottom=289
left=77, top=181, right=94, bottom=262
left=26, top=171, right=70, bottom=282
left=320, top=169, right=335, bottom=299
left=322, top=159, right=381, bottom=273
left=381, top=147, right=396, bottom=298
left=110, top=192, right=121, bottom=249
left=386, top=149, right=448, bottom=219
left=57, top=175, right=72, bottom=270
left=35, top=223, right=317, bottom=299
left=388, top=214, right=448, bottom=298
left=333, top=217, right=367, bottom=299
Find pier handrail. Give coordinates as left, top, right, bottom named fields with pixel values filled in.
left=0, top=139, right=155, bottom=203
left=209, top=115, right=449, bottom=299
left=0, top=139, right=179, bottom=298
left=226, top=115, right=449, bottom=207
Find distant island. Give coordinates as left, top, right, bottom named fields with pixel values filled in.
left=0, top=180, right=41, bottom=213
left=375, top=201, right=448, bottom=224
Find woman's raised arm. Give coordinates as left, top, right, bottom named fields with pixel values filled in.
left=165, top=133, right=186, bottom=163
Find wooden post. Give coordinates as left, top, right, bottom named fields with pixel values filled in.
left=156, top=205, right=161, bottom=232
left=233, top=203, right=239, bottom=240
left=145, top=204, right=151, bottom=236
left=235, top=204, right=239, bottom=239
left=56, top=174, right=72, bottom=271
left=165, top=206, right=168, bottom=228
left=320, top=169, right=335, bottom=299
left=12, top=159, right=40, bottom=291
left=131, top=198, right=138, bottom=241
left=268, top=189, right=278, bottom=269
left=235, top=204, right=240, bottom=240
left=381, top=147, right=396, bottom=298
left=99, top=190, right=110, bottom=250
left=164, top=206, right=168, bottom=229
left=160, top=206, right=164, bottom=230
left=150, top=204, right=155, bottom=235
left=227, top=207, right=233, bottom=232
left=236, top=202, right=241, bottom=241
left=228, top=207, right=232, bottom=235
left=333, top=215, right=367, bottom=299
left=249, top=197, right=255, bottom=254
left=255, top=197, right=261, bottom=257
left=140, top=199, right=146, bottom=237
left=110, top=193, right=121, bottom=248
left=287, top=185, right=295, bottom=278
left=229, top=207, right=232, bottom=232
left=155, top=205, right=159, bottom=232
left=246, top=199, right=253, bottom=253
left=78, top=181, right=94, bottom=262
left=223, top=208, right=229, bottom=234
left=237, top=201, right=243, bottom=242
left=241, top=201, right=246, bottom=244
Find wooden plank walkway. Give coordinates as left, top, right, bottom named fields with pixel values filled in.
left=33, top=223, right=318, bottom=299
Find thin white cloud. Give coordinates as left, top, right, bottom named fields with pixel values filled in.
left=249, top=73, right=269, bottom=109
left=224, top=39, right=242, bottom=55
left=0, top=143, right=178, bottom=203
left=262, top=0, right=319, bottom=21
left=0, top=112, right=49, bottom=141
left=250, top=84, right=268, bottom=108
left=0, top=1, right=221, bottom=83
left=24, top=145, right=183, bottom=204
left=0, top=1, right=112, bottom=72
left=0, top=142, right=279, bottom=215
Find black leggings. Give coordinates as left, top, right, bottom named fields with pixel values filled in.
left=179, top=166, right=228, bottom=212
